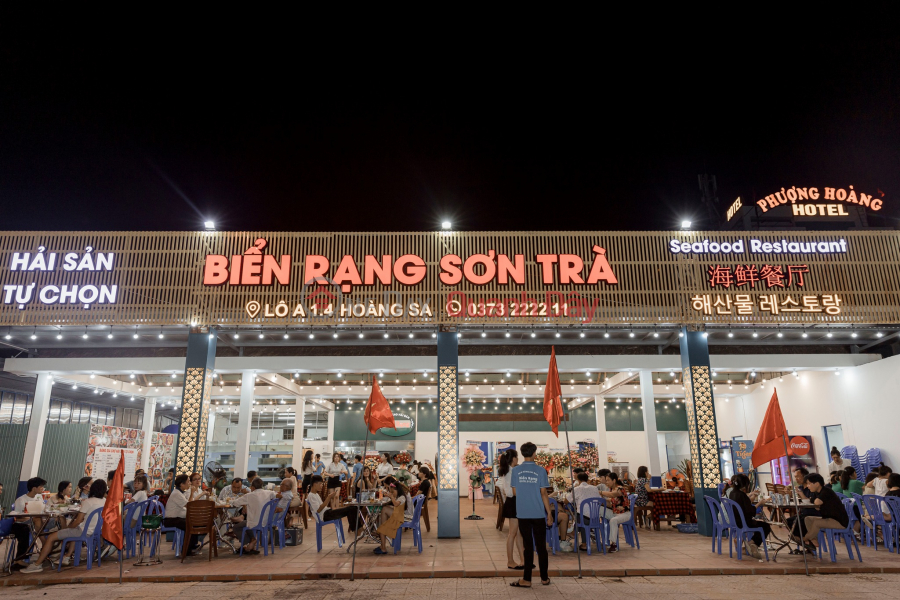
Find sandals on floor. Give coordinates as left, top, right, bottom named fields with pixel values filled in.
left=510, top=582, right=531, bottom=588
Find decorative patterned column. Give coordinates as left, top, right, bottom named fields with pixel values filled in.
left=174, top=329, right=217, bottom=479
left=437, top=328, right=460, bottom=538
left=680, top=326, right=722, bottom=538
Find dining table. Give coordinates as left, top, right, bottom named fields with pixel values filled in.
left=5, top=506, right=79, bottom=571
left=755, top=498, right=816, bottom=560
left=648, top=490, right=696, bottom=530
left=343, top=497, right=392, bottom=553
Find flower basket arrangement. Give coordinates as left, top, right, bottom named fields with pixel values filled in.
left=394, top=451, right=412, bottom=466
left=551, top=475, right=568, bottom=492
left=573, top=446, right=599, bottom=470
left=462, top=444, right=487, bottom=472
left=551, top=451, right=570, bottom=470
left=534, top=451, right=552, bottom=470
left=364, top=457, right=379, bottom=471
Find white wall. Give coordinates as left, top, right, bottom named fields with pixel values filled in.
left=715, top=354, right=900, bottom=474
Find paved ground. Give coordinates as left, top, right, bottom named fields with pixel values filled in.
left=4, top=499, right=899, bottom=586
left=4, top=574, right=900, bottom=599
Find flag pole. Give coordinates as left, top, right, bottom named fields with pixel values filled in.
left=350, top=426, right=369, bottom=582
left=561, top=410, right=583, bottom=579
left=781, top=435, right=809, bottom=576
left=351, top=377, right=374, bottom=582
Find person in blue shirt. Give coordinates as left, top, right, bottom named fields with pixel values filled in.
left=339, top=454, right=349, bottom=480
left=351, top=454, right=364, bottom=489
left=313, top=454, right=325, bottom=476
left=510, top=442, right=552, bottom=589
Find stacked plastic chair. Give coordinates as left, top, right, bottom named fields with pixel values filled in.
left=841, top=446, right=865, bottom=479
left=865, top=448, right=883, bottom=475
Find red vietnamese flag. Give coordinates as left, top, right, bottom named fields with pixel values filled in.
left=101, top=450, right=125, bottom=550
left=751, top=389, right=789, bottom=469
left=365, top=375, right=396, bottom=435
left=543, top=346, right=564, bottom=437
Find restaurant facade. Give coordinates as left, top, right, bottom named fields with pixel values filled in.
left=1, top=229, right=899, bottom=538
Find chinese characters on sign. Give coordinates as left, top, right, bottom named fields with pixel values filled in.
left=707, top=265, right=810, bottom=289
left=691, top=294, right=842, bottom=316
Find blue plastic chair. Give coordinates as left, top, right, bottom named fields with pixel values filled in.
left=308, top=498, right=344, bottom=552
left=544, top=497, right=560, bottom=555
left=57, top=507, right=104, bottom=571
left=703, top=496, right=731, bottom=555
left=717, top=482, right=727, bottom=500
left=0, top=517, right=19, bottom=573
left=155, top=498, right=185, bottom=557
left=816, top=498, right=862, bottom=563
left=881, top=496, right=900, bottom=554
left=271, top=503, right=289, bottom=550
left=240, top=498, right=277, bottom=556
left=123, top=500, right=147, bottom=559
left=862, top=495, right=895, bottom=552
left=721, top=498, right=769, bottom=561
left=851, top=492, right=874, bottom=546
left=577, top=497, right=608, bottom=555
left=393, top=494, right=426, bottom=554
left=611, top=494, right=640, bottom=549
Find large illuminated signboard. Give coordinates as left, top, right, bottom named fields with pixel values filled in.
left=0, top=231, right=897, bottom=326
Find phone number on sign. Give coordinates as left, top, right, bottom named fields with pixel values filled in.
left=444, top=292, right=601, bottom=321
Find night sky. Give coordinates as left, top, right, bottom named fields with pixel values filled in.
left=2, top=25, right=898, bottom=232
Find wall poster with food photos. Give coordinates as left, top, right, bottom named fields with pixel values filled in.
left=85, top=424, right=143, bottom=478
left=148, top=432, right=177, bottom=490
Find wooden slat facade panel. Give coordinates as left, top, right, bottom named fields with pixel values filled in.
left=0, top=230, right=897, bottom=326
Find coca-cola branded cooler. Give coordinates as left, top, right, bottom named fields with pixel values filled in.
left=771, top=434, right=816, bottom=486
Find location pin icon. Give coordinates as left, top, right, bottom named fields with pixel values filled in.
left=246, top=300, right=261, bottom=319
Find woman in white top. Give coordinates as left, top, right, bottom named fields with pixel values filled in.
left=22, top=480, right=108, bottom=573
left=376, top=453, right=394, bottom=482
left=325, top=454, right=349, bottom=504
left=409, top=462, right=420, bottom=476
left=126, top=474, right=150, bottom=527
left=127, top=474, right=150, bottom=504
left=164, top=474, right=201, bottom=554
left=284, top=467, right=302, bottom=508
left=186, top=472, right=209, bottom=502
left=300, top=450, right=316, bottom=493
left=497, top=450, right=524, bottom=569
left=827, top=447, right=846, bottom=474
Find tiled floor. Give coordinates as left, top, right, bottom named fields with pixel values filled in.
left=4, top=575, right=900, bottom=598
left=5, top=499, right=900, bottom=586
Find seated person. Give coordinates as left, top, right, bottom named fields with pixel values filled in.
left=274, top=478, right=294, bottom=526
left=230, top=477, right=275, bottom=554
left=164, top=474, right=203, bottom=556
left=785, top=467, right=817, bottom=539
left=12, top=477, right=48, bottom=569
left=598, top=472, right=631, bottom=552
left=595, top=469, right=611, bottom=492
left=22, top=480, right=107, bottom=573
left=306, top=475, right=361, bottom=538
left=729, top=473, right=768, bottom=559
left=565, top=472, right=601, bottom=552
left=878, top=472, right=900, bottom=522
left=374, top=477, right=413, bottom=555
left=802, top=473, right=849, bottom=552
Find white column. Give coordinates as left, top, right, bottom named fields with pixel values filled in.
left=593, top=395, right=609, bottom=471
left=234, top=373, right=254, bottom=478
left=19, top=373, right=53, bottom=482
left=326, top=405, right=335, bottom=453
left=140, top=398, right=157, bottom=472
left=291, top=399, right=306, bottom=469
left=639, top=370, right=663, bottom=477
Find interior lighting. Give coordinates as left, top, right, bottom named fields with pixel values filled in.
left=530, top=332, right=536, bottom=338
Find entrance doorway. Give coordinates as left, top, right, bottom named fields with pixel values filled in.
left=823, top=424, right=844, bottom=455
